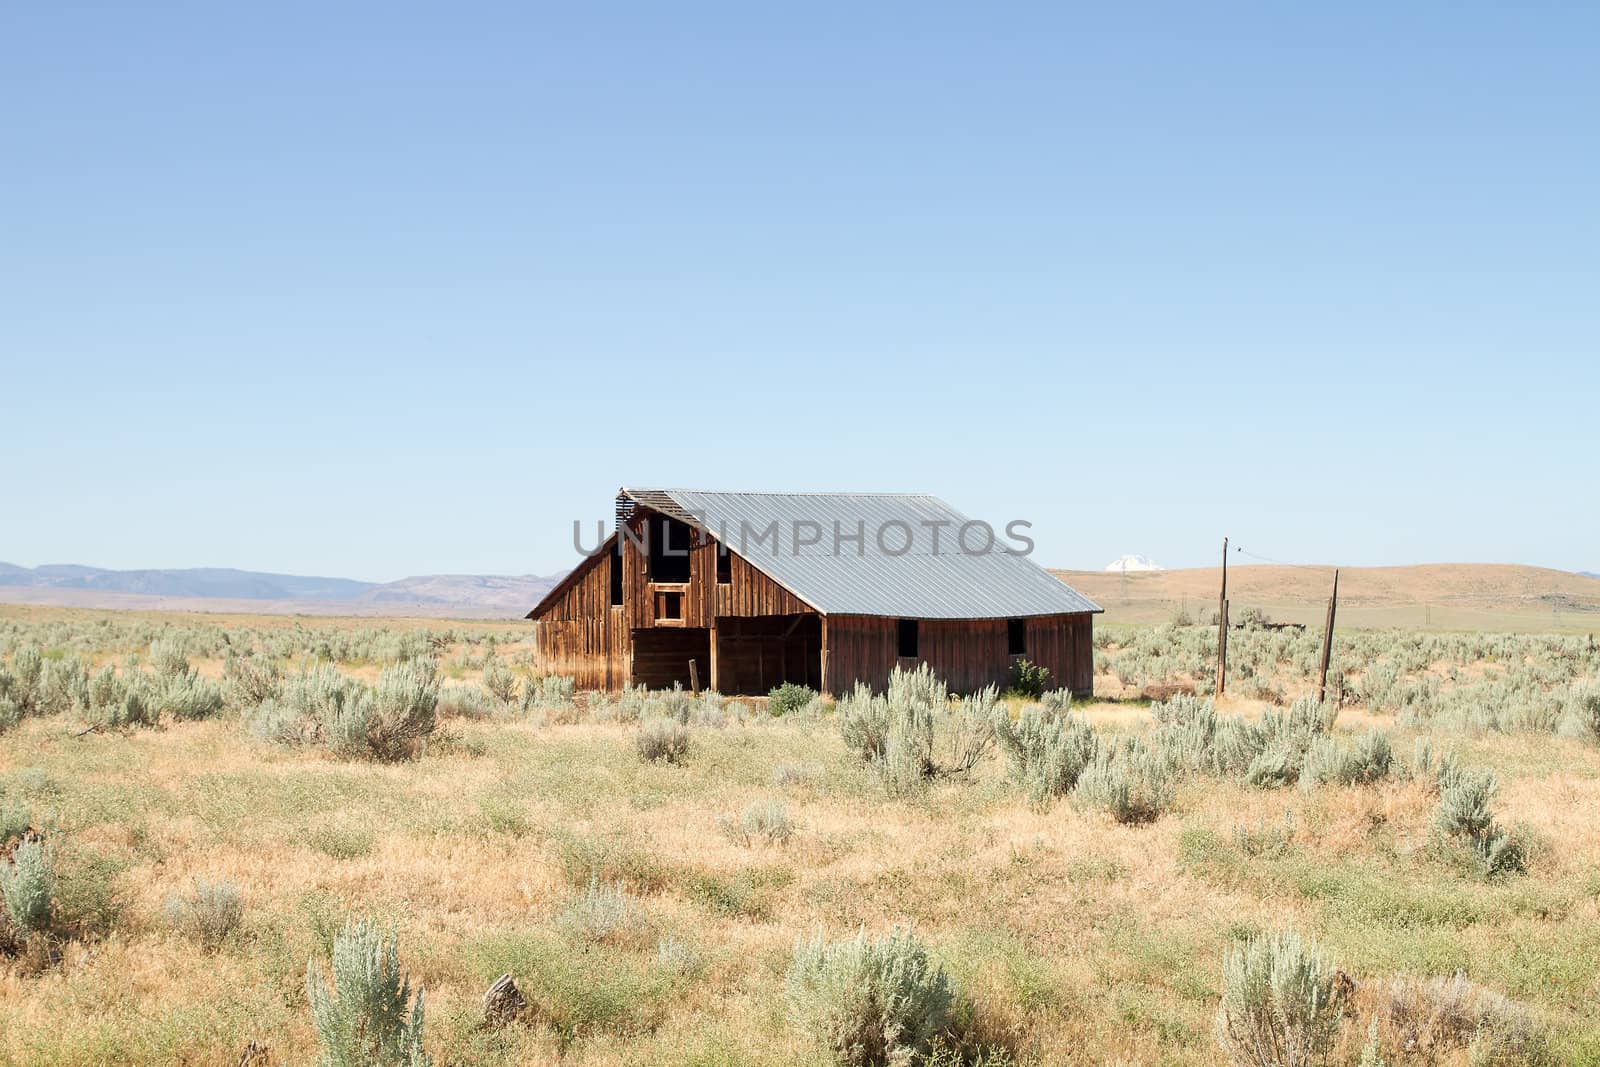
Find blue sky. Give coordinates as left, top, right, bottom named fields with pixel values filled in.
left=3, top=3, right=1596, bottom=581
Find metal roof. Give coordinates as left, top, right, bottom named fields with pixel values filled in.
left=619, top=487, right=1102, bottom=619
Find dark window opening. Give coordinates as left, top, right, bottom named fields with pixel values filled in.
left=897, top=618, right=919, bottom=658
left=659, top=591, right=683, bottom=620
left=716, top=545, right=731, bottom=584
left=1008, top=618, right=1027, bottom=656
left=609, top=547, right=624, bottom=606
left=647, top=517, right=693, bottom=582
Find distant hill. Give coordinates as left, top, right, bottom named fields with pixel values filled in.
left=1054, top=562, right=1600, bottom=632
left=1582, top=571, right=1599, bottom=580
left=0, top=563, right=562, bottom=619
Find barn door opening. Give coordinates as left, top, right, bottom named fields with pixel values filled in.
left=631, top=627, right=711, bottom=690
left=712, top=614, right=822, bottom=695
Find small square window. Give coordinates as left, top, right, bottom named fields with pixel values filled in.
left=1008, top=618, right=1027, bottom=656
left=897, top=618, right=918, bottom=658
left=659, top=591, right=683, bottom=620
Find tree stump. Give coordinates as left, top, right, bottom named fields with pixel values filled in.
left=483, top=972, right=527, bottom=1026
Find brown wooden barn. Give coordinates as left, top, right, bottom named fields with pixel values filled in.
left=526, top=488, right=1102, bottom=696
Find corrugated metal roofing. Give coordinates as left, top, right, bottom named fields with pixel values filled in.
left=619, top=487, right=1102, bottom=619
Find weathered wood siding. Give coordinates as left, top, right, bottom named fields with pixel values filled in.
left=530, top=547, right=630, bottom=690
left=823, top=613, right=1094, bottom=696
left=714, top=550, right=812, bottom=616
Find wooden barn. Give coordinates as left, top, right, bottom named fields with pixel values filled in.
left=526, top=488, right=1102, bottom=696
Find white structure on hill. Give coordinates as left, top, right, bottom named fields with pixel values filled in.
left=1105, top=554, right=1163, bottom=573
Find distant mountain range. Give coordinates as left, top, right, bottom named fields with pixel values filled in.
left=0, top=562, right=563, bottom=619
left=1582, top=572, right=1599, bottom=580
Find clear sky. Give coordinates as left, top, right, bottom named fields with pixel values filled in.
left=3, top=4, right=1596, bottom=581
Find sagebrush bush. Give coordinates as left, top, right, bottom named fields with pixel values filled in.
left=0, top=800, right=31, bottom=843
left=164, top=877, right=242, bottom=952
left=1, top=837, right=55, bottom=937
left=768, top=682, right=818, bottom=718
left=786, top=927, right=955, bottom=1067
left=839, top=666, right=993, bottom=794
left=148, top=638, right=192, bottom=679
left=224, top=651, right=283, bottom=707
left=1374, top=972, right=1551, bottom=1066
left=1433, top=764, right=1527, bottom=878
left=436, top=683, right=499, bottom=720
left=37, top=655, right=86, bottom=715
left=1300, top=729, right=1393, bottom=790
left=992, top=703, right=1097, bottom=804
left=258, top=661, right=439, bottom=761
left=1569, top=684, right=1600, bottom=742
left=1215, top=931, right=1344, bottom=1067
left=521, top=674, right=576, bottom=713
left=1073, top=739, right=1175, bottom=824
left=720, top=799, right=793, bottom=846
left=557, top=875, right=651, bottom=946
left=636, top=718, right=690, bottom=764
left=482, top=658, right=521, bottom=705
left=148, top=669, right=226, bottom=721
left=1434, top=766, right=1498, bottom=841
left=307, top=919, right=430, bottom=1067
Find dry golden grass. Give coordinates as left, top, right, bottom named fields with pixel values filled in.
left=2, top=685, right=1599, bottom=1065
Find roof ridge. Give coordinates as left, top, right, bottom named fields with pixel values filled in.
left=628, top=487, right=943, bottom=499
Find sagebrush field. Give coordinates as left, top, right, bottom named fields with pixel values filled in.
left=1, top=605, right=1598, bottom=1066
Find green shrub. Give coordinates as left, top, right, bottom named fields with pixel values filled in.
left=164, top=877, right=242, bottom=952
left=1005, top=659, right=1051, bottom=699
left=1073, top=739, right=1175, bottom=824
left=1, top=837, right=55, bottom=936
left=1214, top=931, right=1344, bottom=1067
left=0, top=696, right=19, bottom=733
left=992, top=704, right=1097, bottom=804
left=306, top=919, right=431, bottom=1067
left=769, top=682, right=818, bottom=718
left=786, top=927, right=955, bottom=1067
left=636, top=718, right=690, bottom=764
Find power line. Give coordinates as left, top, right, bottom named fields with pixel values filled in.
left=1229, top=545, right=1337, bottom=575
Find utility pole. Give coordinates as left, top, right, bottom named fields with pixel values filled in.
left=1216, top=537, right=1229, bottom=697
left=1315, top=569, right=1340, bottom=704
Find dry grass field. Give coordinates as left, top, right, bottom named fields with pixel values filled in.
left=1059, top=564, right=1600, bottom=633
left=1, top=605, right=1599, bottom=1065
